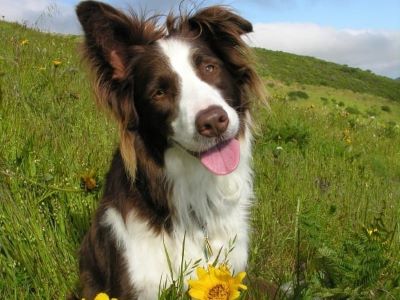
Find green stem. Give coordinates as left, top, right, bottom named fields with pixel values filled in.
left=0, top=170, right=82, bottom=193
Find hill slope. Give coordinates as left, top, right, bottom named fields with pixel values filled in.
left=255, top=47, right=400, bottom=102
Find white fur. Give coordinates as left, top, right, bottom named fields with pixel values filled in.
left=102, top=130, right=252, bottom=299
left=157, top=38, right=240, bottom=152
left=101, top=38, right=254, bottom=300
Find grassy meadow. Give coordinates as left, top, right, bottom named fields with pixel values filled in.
left=1, top=21, right=400, bottom=299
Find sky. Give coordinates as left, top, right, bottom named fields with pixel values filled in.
left=1, top=0, right=399, bottom=78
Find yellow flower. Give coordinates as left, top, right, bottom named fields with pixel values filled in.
left=52, top=59, right=62, bottom=67
left=81, top=170, right=97, bottom=191
left=367, top=228, right=378, bottom=236
left=188, top=265, right=247, bottom=300
left=343, top=128, right=352, bottom=144
left=20, top=39, right=29, bottom=46
left=94, top=293, right=109, bottom=300
left=81, top=175, right=97, bottom=191
left=93, top=292, right=118, bottom=300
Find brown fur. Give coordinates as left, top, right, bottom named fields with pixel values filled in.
left=167, top=6, right=266, bottom=104
left=77, top=1, right=166, bottom=180
left=74, top=1, right=265, bottom=298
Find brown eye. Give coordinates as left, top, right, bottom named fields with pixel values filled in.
left=153, top=89, right=165, bottom=99
left=205, top=64, right=215, bottom=73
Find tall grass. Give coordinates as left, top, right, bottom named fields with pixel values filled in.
left=1, top=21, right=399, bottom=298
left=249, top=98, right=400, bottom=298
left=0, top=21, right=116, bottom=297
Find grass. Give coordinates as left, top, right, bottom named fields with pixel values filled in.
left=250, top=99, right=400, bottom=298
left=265, top=80, right=400, bottom=123
left=0, top=21, right=117, bottom=297
left=1, top=21, right=399, bottom=299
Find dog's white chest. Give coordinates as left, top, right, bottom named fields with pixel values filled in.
left=103, top=206, right=250, bottom=299
left=103, top=135, right=253, bottom=299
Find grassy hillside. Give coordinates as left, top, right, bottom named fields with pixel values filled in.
left=1, top=21, right=399, bottom=299
left=255, top=48, right=400, bottom=102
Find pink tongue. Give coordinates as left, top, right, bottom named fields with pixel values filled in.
left=200, top=139, right=240, bottom=175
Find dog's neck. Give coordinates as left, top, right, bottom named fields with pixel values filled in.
left=164, top=132, right=253, bottom=235
left=103, top=127, right=251, bottom=237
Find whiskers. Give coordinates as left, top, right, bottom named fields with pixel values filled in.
left=194, top=134, right=232, bottom=153
left=171, top=133, right=233, bottom=156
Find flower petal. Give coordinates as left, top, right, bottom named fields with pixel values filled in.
left=94, top=293, right=110, bottom=300
left=229, top=290, right=241, bottom=300
left=188, top=288, right=206, bottom=299
left=235, top=271, right=246, bottom=282
left=196, top=267, right=208, bottom=279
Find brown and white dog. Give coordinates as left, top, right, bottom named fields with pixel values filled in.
left=75, top=1, right=264, bottom=299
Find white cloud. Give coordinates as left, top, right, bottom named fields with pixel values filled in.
left=247, top=23, right=400, bottom=78
left=0, top=0, right=80, bottom=34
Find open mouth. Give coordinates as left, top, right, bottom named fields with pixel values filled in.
left=199, top=138, right=240, bottom=175
left=174, top=138, right=240, bottom=176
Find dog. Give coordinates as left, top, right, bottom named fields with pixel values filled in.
left=75, top=1, right=264, bottom=299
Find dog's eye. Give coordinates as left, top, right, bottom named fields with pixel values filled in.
left=153, top=89, right=165, bottom=99
left=205, top=64, right=215, bottom=73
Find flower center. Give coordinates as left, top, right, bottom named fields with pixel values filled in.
left=207, top=284, right=230, bottom=300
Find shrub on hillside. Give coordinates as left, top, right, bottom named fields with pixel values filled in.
left=379, top=121, right=399, bottom=138
left=347, top=117, right=363, bottom=129
left=287, top=90, right=309, bottom=101
left=320, top=97, right=328, bottom=105
left=319, top=80, right=328, bottom=86
left=366, top=106, right=380, bottom=117
left=381, top=105, right=391, bottom=113
left=266, top=120, right=310, bottom=150
left=340, top=65, right=358, bottom=74
left=345, top=106, right=361, bottom=115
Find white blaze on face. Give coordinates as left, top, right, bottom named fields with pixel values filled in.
left=157, top=38, right=240, bottom=152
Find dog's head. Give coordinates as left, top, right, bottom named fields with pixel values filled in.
left=76, top=0, right=264, bottom=178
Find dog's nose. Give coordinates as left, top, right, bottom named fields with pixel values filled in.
left=195, top=105, right=229, bottom=137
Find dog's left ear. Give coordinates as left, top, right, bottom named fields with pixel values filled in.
left=188, top=6, right=252, bottom=38
left=185, top=6, right=265, bottom=103
left=187, top=6, right=252, bottom=61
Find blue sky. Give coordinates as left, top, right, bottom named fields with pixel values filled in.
left=98, top=0, right=400, bottom=30
left=233, top=0, right=400, bottom=30
left=1, top=0, right=399, bottom=78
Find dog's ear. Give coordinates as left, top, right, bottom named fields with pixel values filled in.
left=76, top=1, right=163, bottom=180
left=188, top=6, right=252, bottom=38
left=77, top=0, right=135, bottom=81
left=76, top=1, right=163, bottom=122
left=187, top=6, right=252, bottom=69
left=186, top=6, right=265, bottom=104
left=77, top=0, right=136, bottom=134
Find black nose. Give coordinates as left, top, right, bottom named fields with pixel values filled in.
left=195, top=105, right=229, bottom=137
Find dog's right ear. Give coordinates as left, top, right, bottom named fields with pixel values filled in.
left=76, top=1, right=163, bottom=180
left=76, top=1, right=163, bottom=120
left=76, top=0, right=135, bottom=81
